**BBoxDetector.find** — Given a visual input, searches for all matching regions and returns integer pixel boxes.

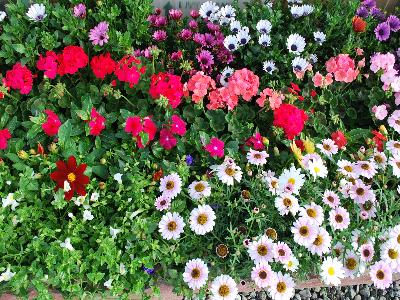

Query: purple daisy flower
[356,6,369,18]
[179,29,192,40]
[153,30,167,42]
[169,9,183,20]
[197,50,214,69]
[89,21,109,46]
[188,20,198,29]
[362,0,376,9]
[375,22,391,41]
[73,3,86,18]
[387,15,400,32]
[370,7,385,21]
[154,16,167,27]
[193,33,206,46]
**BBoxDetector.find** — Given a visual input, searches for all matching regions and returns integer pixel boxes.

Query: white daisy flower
[309,227,332,256]
[313,31,326,45]
[263,60,276,74]
[290,5,304,18]
[380,240,400,270]
[26,3,47,22]
[183,258,209,290]
[275,194,299,216]
[256,19,272,34]
[83,209,94,221]
[291,56,308,72]
[0,267,15,282]
[258,34,271,47]
[269,272,295,300]
[220,66,234,86]
[371,150,387,169]
[291,217,318,247]
[247,149,269,166]
[302,4,314,15]
[317,139,338,157]
[236,28,251,45]
[230,20,241,34]
[299,202,324,225]
[386,140,400,156]
[307,158,328,179]
[223,35,239,51]
[354,160,377,179]
[388,110,400,133]
[266,176,279,195]
[344,251,364,278]
[309,53,318,64]
[337,159,357,178]
[287,33,306,54]
[199,1,219,20]
[188,181,212,200]
[159,173,182,200]
[219,5,235,20]
[110,227,121,239]
[248,236,275,263]
[211,157,242,186]
[2,193,19,211]
[158,212,185,240]
[283,256,299,272]
[60,238,74,251]
[189,204,216,235]
[278,165,305,195]
[320,257,345,286]
[210,275,238,300]
[0,11,6,22]
[113,173,123,184]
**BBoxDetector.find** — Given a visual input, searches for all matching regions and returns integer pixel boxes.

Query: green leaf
[12,44,25,54]
[58,120,72,149]
[92,165,109,179]
[206,110,226,132]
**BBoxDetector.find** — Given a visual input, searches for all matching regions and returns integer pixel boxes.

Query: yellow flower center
[166,180,175,190]
[191,268,200,279]
[388,249,398,259]
[346,258,357,270]
[314,166,320,173]
[67,172,76,182]
[167,221,177,231]
[299,226,309,237]
[307,208,317,218]
[259,270,267,280]
[328,267,335,276]
[288,178,296,185]
[197,213,208,225]
[218,284,230,297]
[283,197,292,207]
[376,270,385,280]
[194,183,205,192]
[225,167,235,176]
[277,281,287,293]
[313,235,323,246]
[257,245,268,256]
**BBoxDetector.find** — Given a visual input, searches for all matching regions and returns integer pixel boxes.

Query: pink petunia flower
[159,128,177,150]
[170,115,187,136]
[205,137,224,158]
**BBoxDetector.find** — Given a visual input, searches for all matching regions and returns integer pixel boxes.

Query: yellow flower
[379,125,387,135]
[291,141,304,167]
[303,138,315,154]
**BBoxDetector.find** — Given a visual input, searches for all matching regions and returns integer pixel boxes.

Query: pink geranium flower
[205,137,224,158]
[0,128,11,150]
[256,88,284,109]
[187,72,216,103]
[325,54,359,83]
[208,86,238,110]
[42,110,61,136]
[170,115,187,136]
[89,108,106,136]
[159,128,177,150]
[228,69,259,101]
[312,72,333,88]
[372,105,388,120]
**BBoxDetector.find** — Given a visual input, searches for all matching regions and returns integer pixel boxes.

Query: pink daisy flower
[251,262,274,288]
[388,110,400,134]
[337,159,357,178]
[386,140,400,156]
[354,160,377,179]
[273,242,292,263]
[154,195,171,211]
[159,173,182,199]
[317,138,338,157]
[89,21,109,46]
[349,180,375,204]
[359,242,375,262]
[370,260,393,289]
[309,227,332,256]
[248,236,275,263]
[182,258,209,290]
[299,202,324,225]
[291,217,318,247]
[329,206,350,231]
[322,190,340,208]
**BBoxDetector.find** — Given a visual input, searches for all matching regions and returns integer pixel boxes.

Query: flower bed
[0,1,399,300]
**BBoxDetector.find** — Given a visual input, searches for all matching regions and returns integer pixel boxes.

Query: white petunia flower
[83,209,94,221]
[113,173,123,184]
[60,238,74,251]
[119,263,127,275]
[63,180,71,192]
[26,4,47,22]
[90,192,99,202]
[0,267,15,282]
[104,279,113,289]
[2,193,19,211]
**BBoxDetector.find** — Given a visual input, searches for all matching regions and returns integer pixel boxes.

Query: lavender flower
[142,266,155,275]
[169,9,183,20]
[387,15,400,32]
[370,7,385,21]
[185,155,194,166]
[375,22,391,41]
[356,6,369,18]
[89,21,109,46]
[188,20,198,29]
[152,30,167,42]
[362,0,376,9]
[197,50,214,69]
[73,3,86,18]
[179,29,192,41]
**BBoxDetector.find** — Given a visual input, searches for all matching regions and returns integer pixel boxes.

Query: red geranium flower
[57,45,88,76]
[90,53,116,79]
[124,116,157,148]
[149,72,184,108]
[89,108,106,136]
[273,104,308,140]
[37,51,58,79]
[42,110,62,136]
[372,130,387,152]
[331,130,347,149]
[3,63,33,95]
[0,128,11,150]
[50,156,90,200]
[114,55,143,88]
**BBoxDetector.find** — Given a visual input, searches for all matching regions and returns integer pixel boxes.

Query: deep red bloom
[273,104,308,140]
[114,55,142,88]
[288,83,301,94]
[149,72,184,108]
[37,142,45,155]
[42,110,62,136]
[37,51,58,79]
[3,63,33,95]
[57,46,88,76]
[295,139,305,151]
[125,116,143,136]
[246,132,265,150]
[372,130,387,152]
[90,53,116,79]
[352,16,367,33]
[124,116,157,148]
[50,156,90,200]
[159,128,177,150]
[310,90,317,97]
[170,115,187,136]
[89,108,106,136]
[153,169,163,181]
[205,137,224,158]
[0,129,11,150]
[331,130,347,149]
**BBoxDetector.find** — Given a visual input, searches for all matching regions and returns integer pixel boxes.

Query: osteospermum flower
[317,139,338,157]
[251,262,274,288]
[154,195,171,211]
[313,31,326,45]
[220,67,234,86]
[329,206,350,231]
[248,236,275,263]
[50,156,90,200]
[159,173,182,200]
[291,56,308,72]
[287,33,306,54]
[89,21,109,46]
[182,258,209,290]
[188,181,212,200]
[219,5,235,20]
[256,20,272,34]
[236,28,251,45]
[247,149,269,166]
[158,212,185,240]
[322,190,340,208]
[320,257,345,286]
[189,204,216,235]
[263,60,276,74]
[274,242,292,263]
[291,217,318,247]
[309,227,332,256]
[199,1,219,19]
[26,3,46,22]
[299,202,324,225]
[275,194,299,216]
[210,275,238,300]
[223,35,239,51]
[197,50,214,69]
[258,34,271,47]
[230,20,241,33]
[211,157,242,186]
[370,260,393,289]
[269,272,295,300]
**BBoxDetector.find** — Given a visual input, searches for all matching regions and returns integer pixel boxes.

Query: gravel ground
[239,281,400,300]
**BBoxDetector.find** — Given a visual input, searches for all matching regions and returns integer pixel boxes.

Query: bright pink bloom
[42,110,61,136]
[256,88,284,109]
[57,46,88,76]
[125,116,143,137]
[325,54,359,83]
[205,137,224,158]
[3,63,33,95]
[228,68,259,101]
[187,71,216,103]
[89,108,105,136]
[149,72,184,108]
[37,51,58,79]
[0,129,11,150]
[246,132,265,150]
[159,128,177,150]
[114,55,144,88]
[124,116,157,148]
[170,115,187,136]
[208,86,238,110]
[331,130,347,149]
[312,72,333,88]
[273,104,308,140]
[90,53,116,79]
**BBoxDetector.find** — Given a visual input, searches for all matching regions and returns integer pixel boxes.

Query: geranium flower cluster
[370,52,400,94]
[149,72,184,108]
[325,54,360,83]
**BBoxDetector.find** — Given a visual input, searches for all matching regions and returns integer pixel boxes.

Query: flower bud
[100,158,107,165]
[49,143,58,154]
[99,182,106,190]
[379,125,387,135]
[18,150,29,160]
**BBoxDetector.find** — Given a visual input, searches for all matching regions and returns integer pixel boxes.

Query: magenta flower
[188,20,198,29]
[89,21,109,46]
[190,9,200,19]
[154,16,167,27]
[169,9,183,20]
[387,15,400,32]
[197,50,214,69]
[180,29,192,40]
[205,137,224,158]
[153,30,167,42]
[73,3,86,18]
